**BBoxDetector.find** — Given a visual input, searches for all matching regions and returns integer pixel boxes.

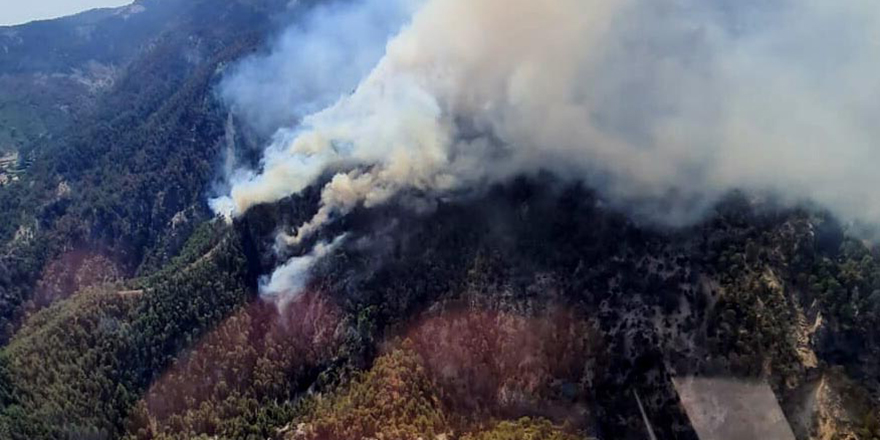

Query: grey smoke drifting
[213,0,880,244]
[218,0,416,136]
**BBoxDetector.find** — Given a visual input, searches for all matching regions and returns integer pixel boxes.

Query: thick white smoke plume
[213,0,880,244]
[260,235,346,306]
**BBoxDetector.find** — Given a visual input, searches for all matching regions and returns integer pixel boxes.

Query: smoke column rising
[213,0,880,244]
[260,235,346,305]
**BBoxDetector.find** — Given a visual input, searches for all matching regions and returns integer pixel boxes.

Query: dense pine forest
[0,0,878,439]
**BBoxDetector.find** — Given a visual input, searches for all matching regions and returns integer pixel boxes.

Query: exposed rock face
[786,372,871,440]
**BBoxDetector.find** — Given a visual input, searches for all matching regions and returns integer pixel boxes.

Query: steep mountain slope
[0,222,253,439]
[4,178,879,439]
[0,0,190,151]
[0,1,878,440]
[0,0,289,342]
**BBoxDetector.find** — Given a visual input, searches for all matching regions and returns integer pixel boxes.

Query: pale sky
[0,0,133,26]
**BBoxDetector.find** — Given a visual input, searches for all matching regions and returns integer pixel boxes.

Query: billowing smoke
[260,235,346,306]
[213,0,880,248]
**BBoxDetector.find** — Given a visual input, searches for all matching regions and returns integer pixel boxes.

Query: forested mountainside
[0,1,878,440]
[0,0,213,152]
[0,0,291,341]
[2,178,880,439]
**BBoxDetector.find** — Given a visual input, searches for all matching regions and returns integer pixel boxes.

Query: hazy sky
[0,0,132,26]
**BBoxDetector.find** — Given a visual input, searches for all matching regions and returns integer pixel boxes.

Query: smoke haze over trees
[216,0,880,234]
[0,0,879,439]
